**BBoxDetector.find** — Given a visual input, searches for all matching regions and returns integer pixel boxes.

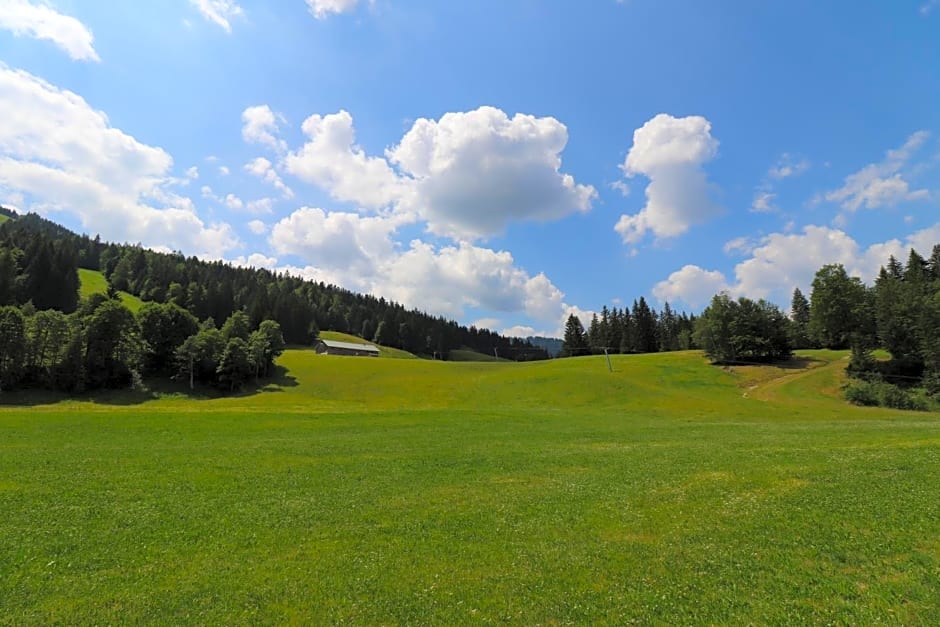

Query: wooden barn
[315,339,381,357]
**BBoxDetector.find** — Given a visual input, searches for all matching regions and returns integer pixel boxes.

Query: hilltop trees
[808,264,868,349]
[693,294,791,364]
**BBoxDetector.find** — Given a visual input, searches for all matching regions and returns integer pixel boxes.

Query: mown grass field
[1,350,939,624]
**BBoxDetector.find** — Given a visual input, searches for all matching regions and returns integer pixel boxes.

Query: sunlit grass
[1,350,938,623]
[78,268,145,314]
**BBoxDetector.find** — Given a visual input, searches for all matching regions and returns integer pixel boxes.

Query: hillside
[78,268,145,314]
[318,330,417,359]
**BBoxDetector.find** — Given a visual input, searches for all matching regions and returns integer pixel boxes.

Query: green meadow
[2,349,939,624]
[77,268,145,314]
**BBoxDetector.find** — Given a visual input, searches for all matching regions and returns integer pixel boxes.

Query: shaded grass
[448,348,509,362]
[1,350,939,623]
[78,268,145,313]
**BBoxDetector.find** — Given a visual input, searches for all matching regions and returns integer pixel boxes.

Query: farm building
[315,339,381,357]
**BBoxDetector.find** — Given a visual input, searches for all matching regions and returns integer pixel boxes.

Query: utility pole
[604,348,612,373]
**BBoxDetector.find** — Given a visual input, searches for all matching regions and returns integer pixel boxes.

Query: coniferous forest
[0,208,550,394]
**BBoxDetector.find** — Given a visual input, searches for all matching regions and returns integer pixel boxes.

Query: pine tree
[789,287,812,349]
[561,314,588,357]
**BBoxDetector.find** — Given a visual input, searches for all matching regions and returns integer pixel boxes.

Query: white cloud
[306,0,362,19]
[389,106,596,240]
[223,193,243,210]
[0,65,238,258]
[750,191,776,213]
[218,165,230,176]
[284,110,404,209]
[241,105,287,153]
[824,131,931,215]
[615,113,720,244]
[244,157,293,198]
[0,0,99,61]
[247,219,267,235]
[186,166,199,180]
[723,236,755,256]
[653,265,731,308]
[270,206,578,326]
[246,197,274,214]
[610,180,630,197]
[189,0,244,33]
[285,106,594,240]
[655,223,940,309]
[230,252,278,269]
[768,153,810,179]
[920,0,940,15]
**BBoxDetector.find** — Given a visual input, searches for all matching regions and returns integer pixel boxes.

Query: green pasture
[78,268,145,314]
[1,350,939,624]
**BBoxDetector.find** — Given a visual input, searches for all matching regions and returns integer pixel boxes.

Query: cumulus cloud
[654,222,940,309]
[0,65,238,258]
[247,219,267,234]
[244,157,293,198]
[269,206,578,327]
[389,106,596,240]
[824,131,931,216]
[190,0,244,33]
[283,110,402,209]
[230,252,278,269]
[653,265,731,308]
[284,106,594,240]
[241,105,287,152]
[0,0,99,61]
[306,0,363,19]
[615,113,721,244]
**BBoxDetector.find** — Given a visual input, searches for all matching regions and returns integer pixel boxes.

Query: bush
[845,380,932,411]
[844,381,879,406]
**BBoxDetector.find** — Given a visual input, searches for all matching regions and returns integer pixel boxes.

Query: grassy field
[1,350,939,623]
[78,268,145,314]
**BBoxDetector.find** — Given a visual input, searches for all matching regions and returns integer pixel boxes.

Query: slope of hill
[78,268,145,314]
[318,330,417,359]
[447,348,508,362]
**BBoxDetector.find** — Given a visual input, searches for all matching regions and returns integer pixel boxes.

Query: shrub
[844,380,932,411]
[844,381,879,406]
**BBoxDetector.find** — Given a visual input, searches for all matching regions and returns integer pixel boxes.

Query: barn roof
[319,339,381,353]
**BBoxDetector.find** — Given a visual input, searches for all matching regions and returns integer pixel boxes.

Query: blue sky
[1,0,938,337]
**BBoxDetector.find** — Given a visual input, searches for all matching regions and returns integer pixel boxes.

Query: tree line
[693,244,940,409]
[0,297,286,394]
[561,298,698,356]
[0,210,548,363]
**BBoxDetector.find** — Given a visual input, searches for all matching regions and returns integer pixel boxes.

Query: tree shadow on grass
[0,365,299,408]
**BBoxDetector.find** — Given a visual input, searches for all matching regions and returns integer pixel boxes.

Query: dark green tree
[787,287,812,349]
[217,337,252,392]
[808,264,867,349]
[0,306,26,391]
[561,314,588,357]
[138,302,199,375]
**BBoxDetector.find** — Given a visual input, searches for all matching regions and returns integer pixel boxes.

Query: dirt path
[744,356,847,403]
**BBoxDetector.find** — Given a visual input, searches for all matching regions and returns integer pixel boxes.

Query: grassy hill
[447,347,508,362]
[0,213,10,225]
[78,268,145,313]
[318,330,418,359]
[1,350,939,623]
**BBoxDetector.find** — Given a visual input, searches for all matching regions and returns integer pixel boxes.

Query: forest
[0,208,554,393]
